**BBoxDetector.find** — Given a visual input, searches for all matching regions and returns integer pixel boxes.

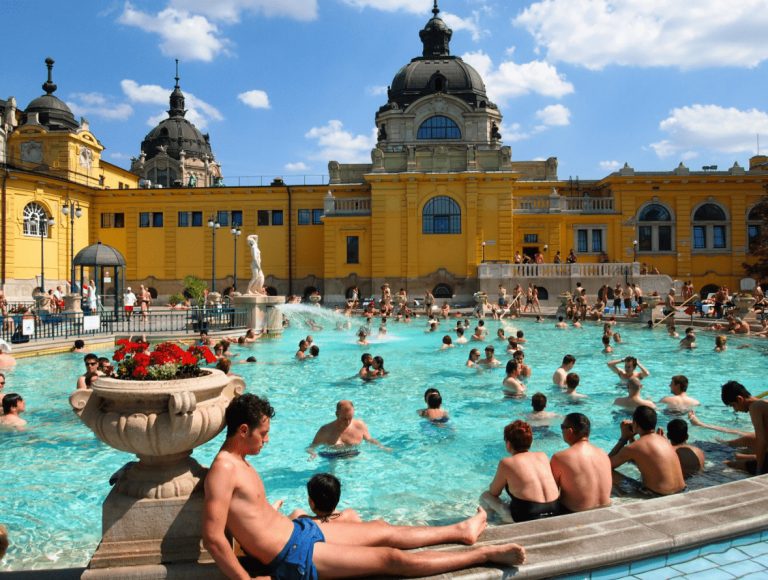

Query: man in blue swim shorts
[203,394,526,579]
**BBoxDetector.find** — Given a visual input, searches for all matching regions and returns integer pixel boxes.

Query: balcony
[513,192,615,214]
[323,194,371,216]
[478,262,640,279]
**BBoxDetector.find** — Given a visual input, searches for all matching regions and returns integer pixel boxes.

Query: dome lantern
[420,1,452,58]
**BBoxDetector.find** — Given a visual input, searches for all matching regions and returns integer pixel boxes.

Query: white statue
[246,234,265,295]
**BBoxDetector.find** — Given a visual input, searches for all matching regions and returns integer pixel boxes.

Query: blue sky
[4,0,768,182]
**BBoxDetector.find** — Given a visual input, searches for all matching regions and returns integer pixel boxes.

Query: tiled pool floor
[555,529,768,580]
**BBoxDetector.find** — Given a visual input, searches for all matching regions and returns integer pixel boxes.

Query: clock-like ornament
[21,141,43,163]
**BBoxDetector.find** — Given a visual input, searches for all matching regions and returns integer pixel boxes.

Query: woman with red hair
[481,420,560,522]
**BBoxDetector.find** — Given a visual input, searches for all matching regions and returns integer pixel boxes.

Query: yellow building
[1,13,765,305]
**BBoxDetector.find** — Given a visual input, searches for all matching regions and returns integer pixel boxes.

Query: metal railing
[0,307,250,344]
[478,262,640,279]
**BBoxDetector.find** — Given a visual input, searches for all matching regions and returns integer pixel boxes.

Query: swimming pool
[1,314,765,571]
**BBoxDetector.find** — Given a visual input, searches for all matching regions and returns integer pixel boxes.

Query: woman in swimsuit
[482,420,560,523]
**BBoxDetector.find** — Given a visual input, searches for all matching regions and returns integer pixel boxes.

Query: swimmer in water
[525,392,558,426]
[288,473,362,523]
[502,360,526,397]
[359,353,372,378]
[307,400,389,459]
[441,335,455,349]
[466,348,481,367]
[418,391,449,423]
[607,356,649,382]
[512,350,531,378]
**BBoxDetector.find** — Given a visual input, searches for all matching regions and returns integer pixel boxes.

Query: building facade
[1,9,765,304]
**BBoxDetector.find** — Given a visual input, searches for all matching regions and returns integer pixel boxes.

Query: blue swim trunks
[268,517,325,580]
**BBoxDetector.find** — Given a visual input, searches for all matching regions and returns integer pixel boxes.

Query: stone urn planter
[734,294,756,317]
[69,369,244,577]
[556,292,571,318]
[640,294,662,324]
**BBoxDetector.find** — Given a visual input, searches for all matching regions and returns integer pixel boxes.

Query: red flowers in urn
[112,339,217,380]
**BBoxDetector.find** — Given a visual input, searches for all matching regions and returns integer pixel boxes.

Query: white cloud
[119,3,228,62]
[366,85,388,97]
[535,104,571,126]
[305,120,376,163]
[121,79,223,130]
[441,11,486,42]
[500,122,531,142]
[650,104,768,158]
[169,0,318,22]
[514,0,768,70]
[340,0,425,14]
[599,160,621,172]
[284,161,309,172]
[238,90,270,109]
[67,92,133,121]
[462,51,574,104]
[109,152,133,161]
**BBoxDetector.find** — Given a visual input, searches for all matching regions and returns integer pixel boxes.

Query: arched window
[417,116,461,140]
[422,196,461,234]
[23,202,51,237]
[637,203,673,252]
[747,202,767,250]
[433,283,453,299]
[692,202,728,250]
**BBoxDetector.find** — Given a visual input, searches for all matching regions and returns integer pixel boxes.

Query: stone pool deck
[413,474,768,579]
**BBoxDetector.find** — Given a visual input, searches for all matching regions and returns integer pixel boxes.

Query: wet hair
[558,316,564,322]
[624,356,638,369]
[602,334,611,346]
[238,336,246,345]
[225,394,275,438]
[513,350,524,360]
[216,357,231,374]
[516,331,524,339]
[505,360,519,375]
[298,340,307,349]
[478,320,485,327]
[671,375,688,392]
[360,352,372,364]
[468,348,480,360]
[563,412,591,438]
[309,345,320,357]
[715,335,727,348]
[508,340,518,350]
[442,335,452,345]
[562,354,576,366]
[485,345,495,353]
[246,356,257,363]
[2,393,22,414]
[456,327,465,336]
[84,353,98,364]
[424,387,440,403]
[667,419,688,445]
[504,420,533,452]
[632,405,657,431]
[373,355,385,370]
[627,377,642,394]
[73,339,85,349]
[721,381,751,405]
[531,392,547,412]
[685,327,695,336]
[427,392,442,409]
[307,473,341,515]
[565,373,580,390]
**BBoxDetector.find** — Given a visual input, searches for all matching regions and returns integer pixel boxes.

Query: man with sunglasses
[76,353,103,390]
[550,413,612,513]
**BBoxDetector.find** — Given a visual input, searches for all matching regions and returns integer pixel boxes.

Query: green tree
[183,275,207,307]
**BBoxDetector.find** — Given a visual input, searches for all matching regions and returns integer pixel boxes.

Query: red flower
[132,365,147,379]
[113,350,125,362]
[181,351,197,366]
[133,353,150,367]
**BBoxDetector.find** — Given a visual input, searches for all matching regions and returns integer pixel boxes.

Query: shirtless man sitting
[613,378,656,411]
[550,413,612,513]
[76,353,103,390]
[609,405,686,496]
[659,375,700,412]
[202,394,525,580]
[607,356,650,382]
[666,419,705,478]
[720,381,768,475]
[307,400,388,459]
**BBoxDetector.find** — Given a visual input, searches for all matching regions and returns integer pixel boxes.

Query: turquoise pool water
[1,314,766,571]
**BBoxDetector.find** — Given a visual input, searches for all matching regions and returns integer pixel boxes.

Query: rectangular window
[658,226,672,251]
[257,210,270,226]
[178,212,190,227]
[693,225,706,249]
[523,233,538,244]
[312,209,324,225]
[139,212,151,228]
[638,226,653,252]
[713,225,726,249]
[217,210,229,227]
[576,229,588,253]
[152,212,164,227]
[231,210,243,227]
[346,236,359,264]
[272,210,284,226]
[191,211,202,227]
[298,209,311,225]
[591,229,603,253]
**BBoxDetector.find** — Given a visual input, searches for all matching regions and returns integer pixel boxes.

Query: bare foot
[487,543,526,566]
[458,506,488,545]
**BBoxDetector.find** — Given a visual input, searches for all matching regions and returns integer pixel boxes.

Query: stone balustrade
[478,262,640,279]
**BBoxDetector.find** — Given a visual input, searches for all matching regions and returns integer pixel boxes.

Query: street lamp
[208,217,220,292]
[481,241,486,263]
[632,239,638,263]
[231,226,241,291]
[36,214,55,293]
[61,200,82,293]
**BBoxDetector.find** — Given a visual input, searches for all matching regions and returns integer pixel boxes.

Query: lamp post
[62,200,82,293]
[231,226,241,291]
[632,239,638,263]
[481,241,486,263]
[208,217,220,292]
[37,214,55,293]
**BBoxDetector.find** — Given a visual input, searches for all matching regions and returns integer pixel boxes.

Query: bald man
[307,400,388,459]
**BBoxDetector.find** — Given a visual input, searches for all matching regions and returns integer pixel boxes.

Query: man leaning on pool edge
[202,393,525,580]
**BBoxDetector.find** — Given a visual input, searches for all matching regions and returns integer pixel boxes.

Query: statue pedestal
[63,293,83,313]
[232,294,286,337]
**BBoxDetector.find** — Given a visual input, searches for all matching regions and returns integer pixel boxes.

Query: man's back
[625,433,685,494]
[551,441,611,512]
